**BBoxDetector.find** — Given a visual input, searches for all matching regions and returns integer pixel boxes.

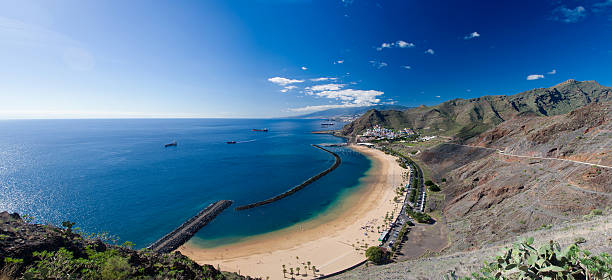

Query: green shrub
[407,210,432,223]
[100,255,131,280]
[464,238,612,279]
[425,180,435,186]
[22,247,133,280]
[429,184,441,192]
[365,247,389,265]
[4,257,23,264]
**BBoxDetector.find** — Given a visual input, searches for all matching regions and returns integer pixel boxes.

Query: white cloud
[527,74,545,80]
[377,40,415,50]
[401,65,411,70]
[310,77,337,82]
[289,104,362,112]
[425,49,435,55]
[551,6,587,23]
[334,60,344,64]
[301,66,308,70]
[290,88,384,112]
[396,40,415,48]
[548,69,557,74]
[435,95,441,98]
[308,84,345,92]
[267,77,304,86]
[376,42,392,51]
[369,60,388,69]
[464,32,480,40]
[280,85,298,93]
[466,89,472,92]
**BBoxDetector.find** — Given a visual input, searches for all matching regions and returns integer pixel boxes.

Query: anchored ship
[252,128,268,132]
[164,141,177,147]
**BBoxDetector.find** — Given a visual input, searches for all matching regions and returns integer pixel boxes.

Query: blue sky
[1,0,611,118]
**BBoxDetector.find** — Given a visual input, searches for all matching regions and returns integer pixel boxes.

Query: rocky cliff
[0,212,254,280]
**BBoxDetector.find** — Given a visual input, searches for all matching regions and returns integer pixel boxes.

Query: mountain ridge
[341,80,611,141]
[292,105,409,119]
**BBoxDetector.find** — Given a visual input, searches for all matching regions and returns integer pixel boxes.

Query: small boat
[252,128,268,132]
[226,141,237,144]
[164,141,177,147]
[321,123,335,126]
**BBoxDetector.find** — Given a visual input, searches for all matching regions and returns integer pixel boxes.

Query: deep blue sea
[0,119,370,248]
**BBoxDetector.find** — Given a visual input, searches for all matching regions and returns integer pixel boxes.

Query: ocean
[0,119,371,248]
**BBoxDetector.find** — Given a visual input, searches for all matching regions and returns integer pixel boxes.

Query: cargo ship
[164,141,177,147]
[252,128,268,132]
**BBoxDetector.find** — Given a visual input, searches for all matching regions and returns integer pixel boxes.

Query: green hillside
[341,80,611,141]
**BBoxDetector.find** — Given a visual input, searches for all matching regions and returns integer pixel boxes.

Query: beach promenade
[178,145,405,279]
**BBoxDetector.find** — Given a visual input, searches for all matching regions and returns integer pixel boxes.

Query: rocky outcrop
[0,212,254,279]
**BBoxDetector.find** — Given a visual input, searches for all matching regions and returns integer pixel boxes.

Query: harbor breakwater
[148,200,233,253]
[235,144,342,211]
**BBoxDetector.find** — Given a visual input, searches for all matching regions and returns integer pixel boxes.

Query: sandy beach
[178,145,406,279]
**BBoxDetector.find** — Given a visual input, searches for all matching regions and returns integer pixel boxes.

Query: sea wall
[235,144,342,211]
[148,200,233,253]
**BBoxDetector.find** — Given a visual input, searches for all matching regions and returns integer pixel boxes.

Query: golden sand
[178,145,405,279]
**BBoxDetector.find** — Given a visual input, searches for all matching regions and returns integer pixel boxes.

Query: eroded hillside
[418,102,611,251]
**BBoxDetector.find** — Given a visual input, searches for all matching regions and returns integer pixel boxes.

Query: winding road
[443,143,612,169]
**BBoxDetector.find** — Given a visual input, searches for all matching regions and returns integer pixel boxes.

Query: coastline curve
[235,144,342,211]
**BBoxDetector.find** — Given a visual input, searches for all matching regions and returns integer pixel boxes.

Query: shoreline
[178,145,405,279]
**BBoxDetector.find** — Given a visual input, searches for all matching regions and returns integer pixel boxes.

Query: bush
[365,247,389,265]
[21,246,133,280]
[407,210,432,223]
[424,180,435,186]
[100,255,131,280]
[453,238,612,279]
[429,184,441,192]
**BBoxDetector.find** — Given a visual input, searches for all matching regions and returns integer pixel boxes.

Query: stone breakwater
[148,200,233,253]
[235,144,342,211]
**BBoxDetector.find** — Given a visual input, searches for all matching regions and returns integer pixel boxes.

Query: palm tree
[312,265,317,276]
[290,268,294,276]
[282,268,287,278]
[307,261,311,270]
[296,267,300,276]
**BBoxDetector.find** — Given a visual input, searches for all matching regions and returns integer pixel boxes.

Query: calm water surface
[0,119,370,248]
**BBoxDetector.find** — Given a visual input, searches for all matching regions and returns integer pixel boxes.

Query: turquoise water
[0,119,370,248]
